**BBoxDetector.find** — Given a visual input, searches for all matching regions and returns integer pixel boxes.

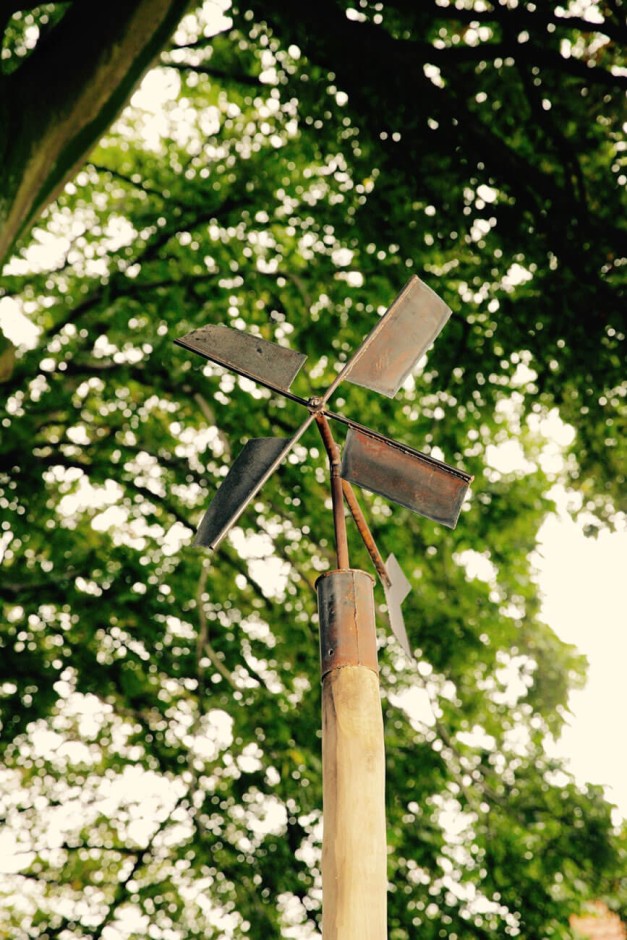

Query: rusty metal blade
[340,426,471,528]
[342,275,451,399]
[383,554,413,659]
[194,437,291,549]
[175,324,307,392]
[194,412,317,550]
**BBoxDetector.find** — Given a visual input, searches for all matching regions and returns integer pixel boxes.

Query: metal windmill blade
[340,426,471,529]
[384,554,413,659]
[175,323,307,393]
[194,437,293,550]
[336,275,452,399]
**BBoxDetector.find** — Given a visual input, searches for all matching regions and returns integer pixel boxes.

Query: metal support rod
[315,413,350,571]
[341,480,392,589]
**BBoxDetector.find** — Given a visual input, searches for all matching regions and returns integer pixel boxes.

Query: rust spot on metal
[341,426,472,528]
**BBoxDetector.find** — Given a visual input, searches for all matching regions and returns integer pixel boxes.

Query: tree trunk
[0,0,190,265]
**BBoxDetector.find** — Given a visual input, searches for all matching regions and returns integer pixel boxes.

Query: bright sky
[538,506,627,819]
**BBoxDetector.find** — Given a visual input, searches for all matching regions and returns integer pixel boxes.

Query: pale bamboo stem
[322,665,388,939]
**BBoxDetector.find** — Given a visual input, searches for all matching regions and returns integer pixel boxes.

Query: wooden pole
[317,569,387,939]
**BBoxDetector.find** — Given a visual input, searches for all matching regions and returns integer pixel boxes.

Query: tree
[241,0,627,526]
[0,0,190,263]
[0,2,625,937]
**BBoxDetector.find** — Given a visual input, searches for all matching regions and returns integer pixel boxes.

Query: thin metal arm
[341,481,391,588]
[315,413,350,571]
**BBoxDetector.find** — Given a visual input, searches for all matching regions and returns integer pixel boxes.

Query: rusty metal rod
[341,480,392,589]
[315,413,350,571]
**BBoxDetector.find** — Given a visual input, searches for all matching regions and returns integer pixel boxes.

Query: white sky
[538,508,627,818]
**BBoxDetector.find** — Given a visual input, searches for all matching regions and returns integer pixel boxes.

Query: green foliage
[0,1,625,937]
[0,4,66,76]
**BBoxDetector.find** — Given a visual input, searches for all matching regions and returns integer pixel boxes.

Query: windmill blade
[341,275,451,399]
[194,437,292,550]
[340,426,472,528]
[194,412,317,550]
[383,554,413,659]
[175,323,307,393]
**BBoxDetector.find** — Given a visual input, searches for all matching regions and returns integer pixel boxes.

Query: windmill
[175,275,472,938]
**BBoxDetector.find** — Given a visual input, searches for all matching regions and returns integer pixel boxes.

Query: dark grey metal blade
[343,276,451,399]
[340,426,471,528]
[194,437,291,549]
[383,554,413,659]
[175,324,307,392]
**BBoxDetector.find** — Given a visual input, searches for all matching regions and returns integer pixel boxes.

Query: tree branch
[196,562,239,691]
[161,59,263,87]
[0,0,190,264]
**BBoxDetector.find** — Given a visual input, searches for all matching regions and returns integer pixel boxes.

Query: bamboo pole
[317,569,387,939]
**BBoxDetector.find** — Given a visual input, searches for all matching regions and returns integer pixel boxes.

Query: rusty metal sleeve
[316,568,378,677]
[315,413,350,571]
